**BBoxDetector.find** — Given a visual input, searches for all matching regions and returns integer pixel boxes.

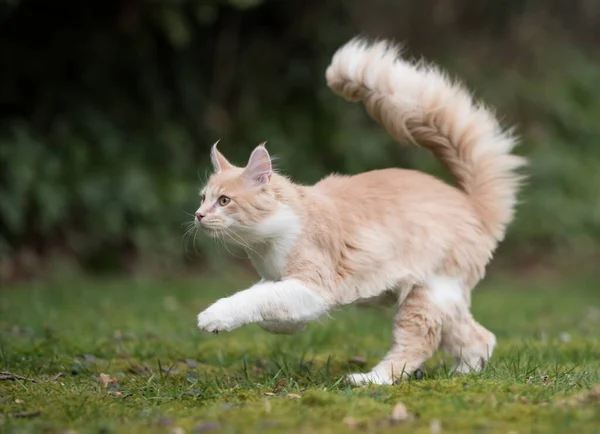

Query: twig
[0,371,63,383]
[0,372,27,381]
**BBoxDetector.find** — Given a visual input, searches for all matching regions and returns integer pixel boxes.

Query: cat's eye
[200,194,205,203]
[218,195,231,206]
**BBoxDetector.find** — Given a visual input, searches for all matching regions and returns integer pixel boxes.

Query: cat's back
[314,167,466,206]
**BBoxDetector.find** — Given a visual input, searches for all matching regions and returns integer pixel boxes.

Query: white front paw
[197,299,243,333]
[346,370,394,386]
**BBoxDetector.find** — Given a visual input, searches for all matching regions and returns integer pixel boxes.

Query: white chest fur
[245,205,302,281]
[247,242,287,281]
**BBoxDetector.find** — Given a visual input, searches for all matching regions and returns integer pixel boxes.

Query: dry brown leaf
[263,392,275,396]
[272,378,287,394]
[100,373,110,388]
[99,373,118,388]
[287,393,301,399]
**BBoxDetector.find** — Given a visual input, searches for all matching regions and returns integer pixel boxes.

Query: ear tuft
[210,140,234,173]
[242,144,272,185]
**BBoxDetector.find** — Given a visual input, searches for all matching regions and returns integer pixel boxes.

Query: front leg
[197,279,329,334]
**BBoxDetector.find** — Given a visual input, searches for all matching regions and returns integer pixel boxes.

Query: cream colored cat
[194,37,525,385]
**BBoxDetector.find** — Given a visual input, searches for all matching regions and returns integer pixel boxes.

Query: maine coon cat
[194,37,525,385]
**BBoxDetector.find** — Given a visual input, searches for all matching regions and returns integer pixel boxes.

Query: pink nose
[195,212,204,221]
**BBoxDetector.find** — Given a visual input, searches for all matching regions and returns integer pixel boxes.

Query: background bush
[1,0,599,281]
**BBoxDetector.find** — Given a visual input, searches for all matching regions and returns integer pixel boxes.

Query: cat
[194,37,525,385]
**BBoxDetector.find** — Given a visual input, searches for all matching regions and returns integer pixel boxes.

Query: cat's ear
[242,142,272,185]
[210,140,233,173]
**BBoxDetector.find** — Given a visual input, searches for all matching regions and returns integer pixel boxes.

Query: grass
[1,270,600,433]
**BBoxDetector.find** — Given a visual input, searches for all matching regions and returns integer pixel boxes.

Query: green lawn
[1,271,599,433]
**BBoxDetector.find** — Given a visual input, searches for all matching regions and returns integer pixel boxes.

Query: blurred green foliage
[1,0,599,279]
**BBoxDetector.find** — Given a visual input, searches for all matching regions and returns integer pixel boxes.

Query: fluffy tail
[326,38,526,243]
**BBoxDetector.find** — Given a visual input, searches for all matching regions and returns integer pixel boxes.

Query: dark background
[2,0,599,283]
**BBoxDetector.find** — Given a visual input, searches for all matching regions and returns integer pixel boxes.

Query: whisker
[181,209,196,219]
[218,230,244,258]
[192,228,200,256]
[182,225,198,259]
[223,228,262,258]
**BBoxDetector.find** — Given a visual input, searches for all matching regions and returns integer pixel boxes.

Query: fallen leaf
[264,392,276,396]
[170,427,185,434]
[100,373,111,388]
[272,378,287,394]
[287,393,301,399]
[15,399,23,404]
[430,419,442,433]
[391,402,409,422]
[99,373,118,388]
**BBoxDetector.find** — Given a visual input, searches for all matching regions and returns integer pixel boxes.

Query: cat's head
[194,142,284,243]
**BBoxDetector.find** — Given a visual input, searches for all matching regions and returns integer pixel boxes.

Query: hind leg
[346,284,443,385]
[440,313,496,373]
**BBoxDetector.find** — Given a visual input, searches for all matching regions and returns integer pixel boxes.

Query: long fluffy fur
[194,37,527,385]
[325,38,526,243]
